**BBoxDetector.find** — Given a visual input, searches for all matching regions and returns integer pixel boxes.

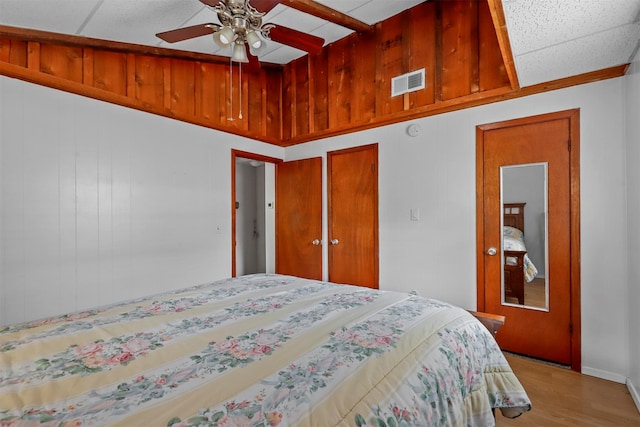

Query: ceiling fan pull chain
[238,61,243,120]
[228,54,234,121]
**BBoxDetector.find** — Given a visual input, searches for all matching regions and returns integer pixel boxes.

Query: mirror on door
[500,163,548,311]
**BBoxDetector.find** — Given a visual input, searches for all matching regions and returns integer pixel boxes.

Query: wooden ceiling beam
[486,0,520,90]
[280,0,373,33]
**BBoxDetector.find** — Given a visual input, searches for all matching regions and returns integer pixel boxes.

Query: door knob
[312,239,321,246]
[486,247,497,256]
[331,239,339,245]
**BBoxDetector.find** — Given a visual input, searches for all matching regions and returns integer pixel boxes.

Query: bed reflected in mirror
[500,163,548,311]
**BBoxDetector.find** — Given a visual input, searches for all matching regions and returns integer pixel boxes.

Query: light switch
[410,208,421,221]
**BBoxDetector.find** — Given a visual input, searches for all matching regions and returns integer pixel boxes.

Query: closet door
[275,157,322,280]
[328,144,378,288]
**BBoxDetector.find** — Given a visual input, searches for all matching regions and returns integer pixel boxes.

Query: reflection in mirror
[501,163,548,311]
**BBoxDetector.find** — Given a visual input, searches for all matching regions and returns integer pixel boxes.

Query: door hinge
[371,163,376,173]
[569,323,573,334]
[567,139,571,152]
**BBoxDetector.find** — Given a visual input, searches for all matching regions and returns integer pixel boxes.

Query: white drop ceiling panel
[504,0,639,51]
[82,0,206,46]
[515,22,640,86]
[503,0,640,87]
[0,0,103,34]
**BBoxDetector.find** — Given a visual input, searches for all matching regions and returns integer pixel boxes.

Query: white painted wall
[0,73,636,388]
[286,78,630,382]
[264,162,276,274]
[624,48,640,408]
[0,76,284,324]
[503,164,546,277]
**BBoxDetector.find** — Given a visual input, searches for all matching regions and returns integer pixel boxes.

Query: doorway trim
[475,109,581,371]
[231,150,283,277]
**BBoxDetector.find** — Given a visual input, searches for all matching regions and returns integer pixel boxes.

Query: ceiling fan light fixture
[213,26,235,48]
[231,42,249,63]
[246,30,263,49]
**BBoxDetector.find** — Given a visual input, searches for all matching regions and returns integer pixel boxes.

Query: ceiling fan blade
[246,52,262,73]
[250,0,282,13]
[268,25,324,54]
[156,23,219,43]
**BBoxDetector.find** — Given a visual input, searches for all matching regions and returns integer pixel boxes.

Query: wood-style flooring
[504,278,546,308]
[496,353,640,426]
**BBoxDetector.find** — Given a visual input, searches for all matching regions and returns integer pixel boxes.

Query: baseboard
[628,378,640,413]
[582,366,628,384]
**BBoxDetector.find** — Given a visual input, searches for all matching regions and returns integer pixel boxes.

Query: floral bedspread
[0,274,530,426]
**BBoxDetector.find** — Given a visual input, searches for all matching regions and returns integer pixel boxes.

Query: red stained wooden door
[275,157,323,280]
[477,110,580,367]
[328,144,379,289]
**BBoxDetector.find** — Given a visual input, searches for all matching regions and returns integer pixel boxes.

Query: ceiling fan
[156,0,326,66]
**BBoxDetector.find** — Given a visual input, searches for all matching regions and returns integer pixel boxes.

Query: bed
[0,274,530,426]
[503,203,539,305]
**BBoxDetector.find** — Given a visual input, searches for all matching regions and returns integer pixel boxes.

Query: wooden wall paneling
[169,58,197,117]
[228,63,245,128]
[282,61,293,140]
[374,23,384,119]
[133,55,164,106]
[238,63,250,132]
[0,39,27,66]
[82,48,94,88]
[194,61,203,120]
[400,9,412,111]
[27,41,40,71]
[39,44,83,83]
[469,1,480,94]
[434,1,443,103]
[310,49,329,133]
[306,55,316,135]
[199,62,225,124]
[407,1,437,109]
[295,56,310,136]
[350,31,376,124]
[163,57,172,111]
[126,53,138,100]
[197,61,212,122]
[221,65,233,124]
[0,38,7,62]
[478,0,511,91]
[170,59,198,117]
[327,37,353,128]
[440,0,479,100]
[265,71,282,141]
[247,68,265,136]
[90,50,127,95]
[375,13,405,116]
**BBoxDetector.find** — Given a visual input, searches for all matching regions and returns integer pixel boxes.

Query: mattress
[0,274,530,426]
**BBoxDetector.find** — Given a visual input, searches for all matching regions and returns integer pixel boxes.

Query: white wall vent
[391,68,426,97]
